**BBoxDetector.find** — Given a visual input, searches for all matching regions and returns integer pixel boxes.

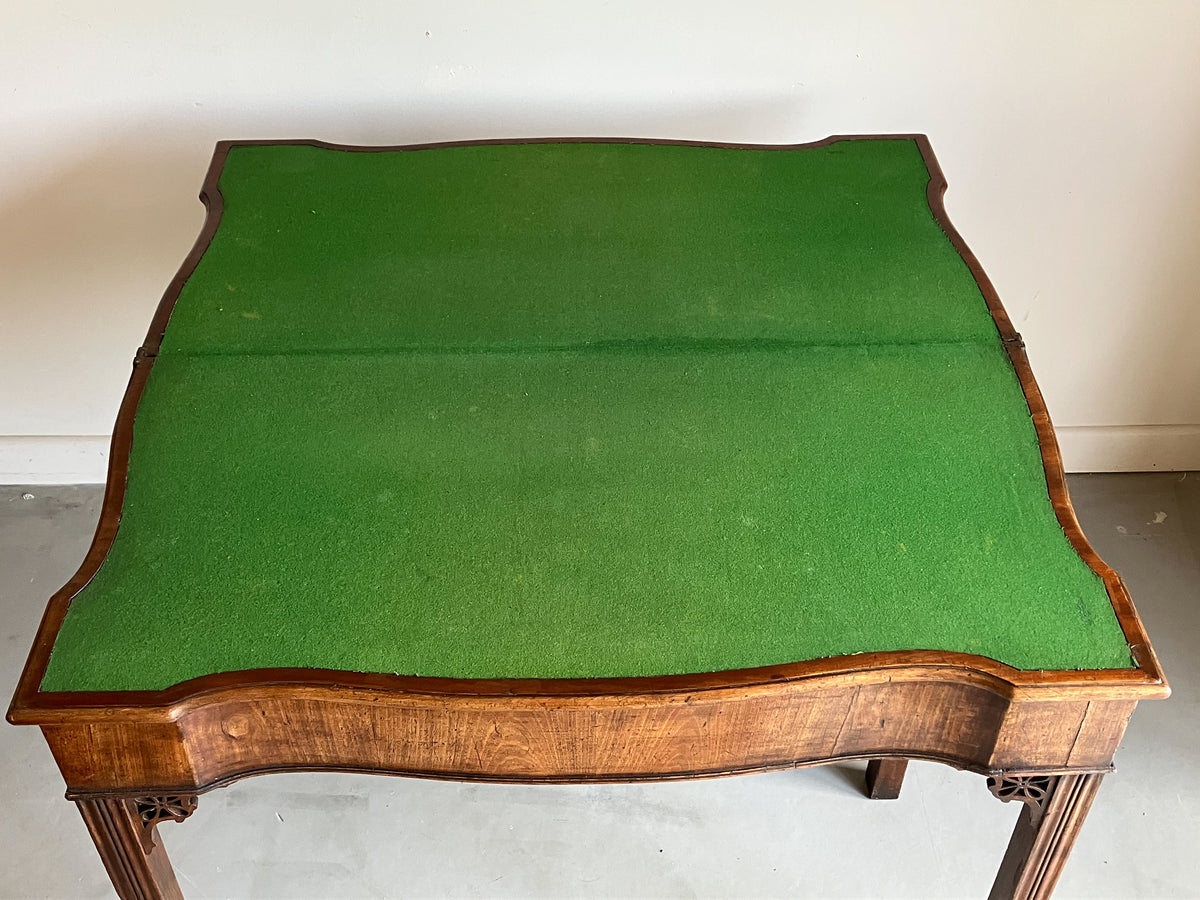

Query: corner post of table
[75,794,196,900]
[864,758,909,799]
[986,772,1104,900]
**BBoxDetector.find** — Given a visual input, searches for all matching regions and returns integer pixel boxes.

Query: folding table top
[40,137,1133,693]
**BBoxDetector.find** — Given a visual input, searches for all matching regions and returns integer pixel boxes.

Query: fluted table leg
[76,795,195,900]
[987,773,1104,900]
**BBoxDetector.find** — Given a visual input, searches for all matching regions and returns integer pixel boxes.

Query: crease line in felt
[153,335,1008,359]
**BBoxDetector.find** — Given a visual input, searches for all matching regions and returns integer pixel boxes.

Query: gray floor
[2,475,1196,899]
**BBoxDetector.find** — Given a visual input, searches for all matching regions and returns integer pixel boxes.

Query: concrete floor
[1,474,1196,899]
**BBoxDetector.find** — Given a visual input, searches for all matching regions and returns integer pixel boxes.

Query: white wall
[3,1,1199,481]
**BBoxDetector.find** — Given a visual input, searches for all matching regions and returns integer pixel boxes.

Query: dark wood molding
[6,142,228,721]
[8,648,1169,721]
[914,133,1165,687]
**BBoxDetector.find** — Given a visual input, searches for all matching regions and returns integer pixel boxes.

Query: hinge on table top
[133,345,158,366]
[1001,332,1025,349]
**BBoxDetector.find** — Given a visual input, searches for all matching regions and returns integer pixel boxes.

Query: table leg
[987,773,1103,900]
[865,758,908,799]
[76,795,195,900]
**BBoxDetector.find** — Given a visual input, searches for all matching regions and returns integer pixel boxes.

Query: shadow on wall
[0,139,209,332]
[0,91,814,321]
[0,134,218,435]
[1085,126,1200,465]
[0,96,810,436]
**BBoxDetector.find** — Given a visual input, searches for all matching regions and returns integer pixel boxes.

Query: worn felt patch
[41,140,1133,692]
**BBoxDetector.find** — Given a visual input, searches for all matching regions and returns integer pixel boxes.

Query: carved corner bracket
[987,774,1056,824]
[135,796,198,830]
[134,795,198,830]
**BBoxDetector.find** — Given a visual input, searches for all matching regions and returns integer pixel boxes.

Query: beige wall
[3,1,1199,481]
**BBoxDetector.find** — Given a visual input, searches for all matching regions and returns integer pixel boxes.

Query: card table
[8,135,1168,899]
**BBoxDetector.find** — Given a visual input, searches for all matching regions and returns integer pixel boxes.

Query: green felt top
[41,138,1133,693]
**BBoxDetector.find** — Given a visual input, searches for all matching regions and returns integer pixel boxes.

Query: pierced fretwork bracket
[134,795,198,831]
[987,774,1056,825]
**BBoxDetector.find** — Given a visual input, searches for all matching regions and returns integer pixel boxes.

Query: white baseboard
[1,427,1197,484]
[1053,425,1200,473]
[0,436,110,485]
